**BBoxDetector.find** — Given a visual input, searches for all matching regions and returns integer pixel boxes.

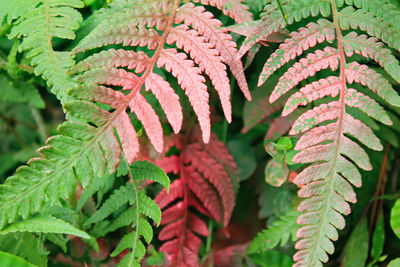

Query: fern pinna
[152,129,239,266]
[0,0,249,232]
[237,0,400,266]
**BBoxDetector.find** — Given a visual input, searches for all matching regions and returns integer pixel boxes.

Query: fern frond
[154,130,238,266]
[176,3,251,100]
[158,48,211,143]
[5,0,84,102]
[247,210,301,254]
[0,232,47,267]
[168,24,232,122]
[84,182,135,225]
[258,19,335,86]
[0,215,90,239]
[240,0,400,266]
[192,0,253,23]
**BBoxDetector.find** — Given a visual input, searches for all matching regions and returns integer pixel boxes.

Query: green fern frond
[5,0,84,102]
[247,210,301,254]
[0,215,90,239]
[0,232,47,267]
[85,182,136,226]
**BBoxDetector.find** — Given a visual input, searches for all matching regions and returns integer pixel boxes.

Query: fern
[247,210,301,254]
[237,0,400,266]
[79,160,169,266]
[0,0,251,230]
[153,129,239,266]
[2,0,83,102]
[0,232,47,266]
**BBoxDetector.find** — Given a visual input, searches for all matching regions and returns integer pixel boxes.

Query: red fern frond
[153,130,238,266]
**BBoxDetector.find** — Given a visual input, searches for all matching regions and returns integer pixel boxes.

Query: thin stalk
[121,153,140,267]
[276,0,289,25]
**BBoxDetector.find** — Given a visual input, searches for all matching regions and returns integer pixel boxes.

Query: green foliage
[0,0,400,266]
[0,215,90,239]
[247,210,301,254]
[0,251,36,267]
[343,218,369,267]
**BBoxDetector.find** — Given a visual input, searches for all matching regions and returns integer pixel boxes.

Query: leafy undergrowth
[0,0,400,266]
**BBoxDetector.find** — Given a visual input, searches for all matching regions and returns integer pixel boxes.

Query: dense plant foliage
[0,0,400,266]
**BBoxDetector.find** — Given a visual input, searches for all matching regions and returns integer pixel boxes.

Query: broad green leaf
[0,232,47,267]
[388,258,400,267]
[343,218,369,267]
[227,139,256,181]
[0,251,36,267]
[0,215,90,239]
[371,213,385,261]
[391,199,400,239]
[248,250,293,267]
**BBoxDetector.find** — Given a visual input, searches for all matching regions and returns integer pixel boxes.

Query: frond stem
[306,0,348,265]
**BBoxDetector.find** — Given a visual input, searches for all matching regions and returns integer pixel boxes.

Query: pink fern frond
[343,114,382,151]
[289,102,340,135]
[193,0,252,23]
[176,3,251,100]
[270,47,339,103]
[344,88,392,125]
[237,20,285,60]
[168,25,232,122]
[343,32,400,82]
[145,72,183,133]
[73,26,161,54]
[78,68,139,90]
[158,48,210,143]
[345,62,400,106]
[112,112,139,165]
[128,92,163,153]
[283,76,341,116]
[73,50,151,73]
[259,19,335,86]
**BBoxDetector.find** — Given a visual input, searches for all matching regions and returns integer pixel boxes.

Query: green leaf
[388,258,400,267]
[7,0,84,102]
[248,250,293,267]
[146,252,164,266]
[343,218,369,267]
[371,214,385,261]
[0,232,47,267]
[85,181,135,225]
[274,137,293,151]
[131,161,170,191]
[391,199,400,239]
[247,210,300,254]
[0,251,36,267]
[227,139,257,181]
[76,173,113,211]
[0,215,90,239]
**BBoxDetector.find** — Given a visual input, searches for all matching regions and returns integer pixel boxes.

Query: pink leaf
[146,72,183,133]
[129,92,163,153]
[158,48,210,143]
